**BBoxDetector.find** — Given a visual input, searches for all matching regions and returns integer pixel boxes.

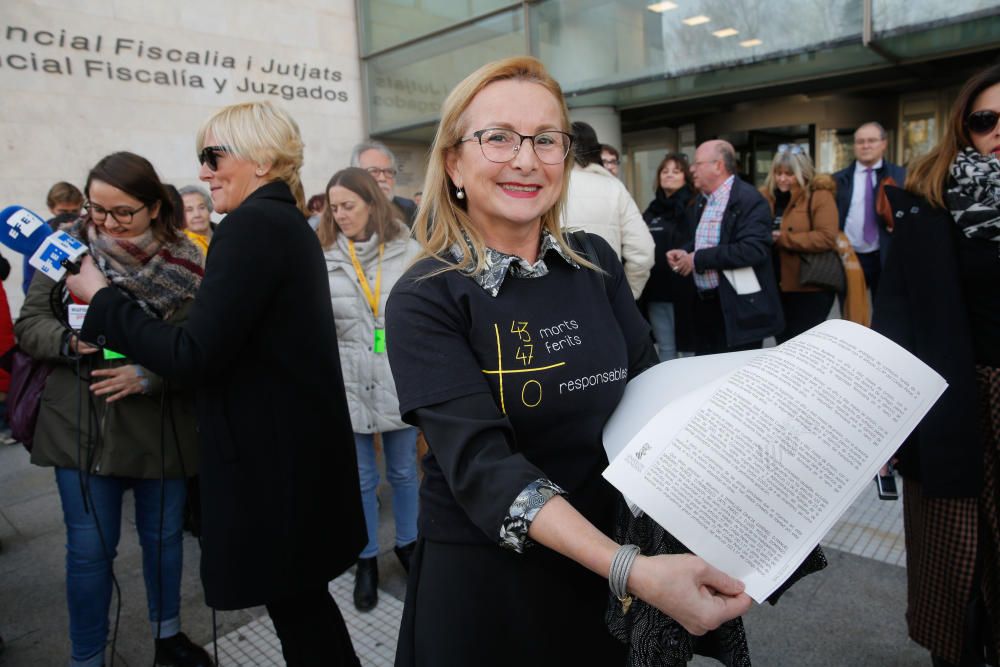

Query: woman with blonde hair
[760,146,839,343]
[318,167,421,612]
[67,100,366,666]
[874,64,1000,667]
[385,56,750,666]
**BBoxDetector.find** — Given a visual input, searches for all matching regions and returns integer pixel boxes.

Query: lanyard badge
[349,241,387,354]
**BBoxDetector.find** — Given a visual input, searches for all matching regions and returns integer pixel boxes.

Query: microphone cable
[164,379,219,666]
[47,277,128,667]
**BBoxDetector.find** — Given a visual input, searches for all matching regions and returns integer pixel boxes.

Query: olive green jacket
[15,274,199,479]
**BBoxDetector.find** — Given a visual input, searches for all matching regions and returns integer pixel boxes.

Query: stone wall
[1,0,364,313]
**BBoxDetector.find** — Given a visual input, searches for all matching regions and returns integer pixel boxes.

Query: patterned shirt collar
[450,229,579,297]
[705,174,736,205]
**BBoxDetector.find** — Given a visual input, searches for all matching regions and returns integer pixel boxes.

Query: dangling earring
[456,187,465,200]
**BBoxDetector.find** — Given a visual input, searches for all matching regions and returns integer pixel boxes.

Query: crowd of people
[0,55,996,667]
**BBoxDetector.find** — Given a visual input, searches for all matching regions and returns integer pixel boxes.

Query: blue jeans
[55,468,186,667]
[647,301,677,362]
[354,429,419,559]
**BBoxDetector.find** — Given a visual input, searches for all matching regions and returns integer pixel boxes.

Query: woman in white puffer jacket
[318,167,421,613]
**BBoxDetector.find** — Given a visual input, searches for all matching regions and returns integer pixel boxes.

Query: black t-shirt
[955,230,1000,366]
[386,234,656,544]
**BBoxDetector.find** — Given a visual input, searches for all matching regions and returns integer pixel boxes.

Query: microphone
[28,230,88,282]
[1,205,89,281]
[0,205,51,256]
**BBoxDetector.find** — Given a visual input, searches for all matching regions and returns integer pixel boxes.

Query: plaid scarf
[76,221,204,320]
[947,147,1000,250]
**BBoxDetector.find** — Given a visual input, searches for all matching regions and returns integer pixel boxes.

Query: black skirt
[395,538,626,666]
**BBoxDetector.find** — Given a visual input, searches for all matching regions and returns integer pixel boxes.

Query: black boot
[394,541,416,574]
[354,557,378,612]
[155,631,213,666]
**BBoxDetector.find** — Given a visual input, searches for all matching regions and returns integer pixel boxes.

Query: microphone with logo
[0,205,89,282]
[1,205,92,331]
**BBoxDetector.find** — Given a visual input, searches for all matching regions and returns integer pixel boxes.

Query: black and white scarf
[947,147,1000,247]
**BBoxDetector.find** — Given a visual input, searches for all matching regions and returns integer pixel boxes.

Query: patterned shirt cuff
[498,478,566,553]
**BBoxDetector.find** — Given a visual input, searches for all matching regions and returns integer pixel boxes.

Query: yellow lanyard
[348,241,384,318]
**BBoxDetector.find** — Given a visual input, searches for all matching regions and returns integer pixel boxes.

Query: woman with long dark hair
[874,64,1000,667]
[16,152,209,667]
[318,167,420,612]
[640,152,696,360]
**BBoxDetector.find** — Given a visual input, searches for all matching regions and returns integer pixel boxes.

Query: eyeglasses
[777,144,804,155]
[198,145,230,171]
[458,128,573,165]
[967,109,1000,136]
[365,167,398,179]
[84,201,147,224]
[602,158,620,167]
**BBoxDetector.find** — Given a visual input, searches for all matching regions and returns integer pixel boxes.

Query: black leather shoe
[155,632,213,666]
[354,557,378,611]
[394,541,416,574]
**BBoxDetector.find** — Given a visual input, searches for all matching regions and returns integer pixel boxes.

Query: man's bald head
[691,140,737,194]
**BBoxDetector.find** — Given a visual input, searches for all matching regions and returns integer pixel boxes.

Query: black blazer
[833,160,906,265]
[393,195,418,227]
[686,178,784,346]
[872,186,981,498]
[82,181,366,609]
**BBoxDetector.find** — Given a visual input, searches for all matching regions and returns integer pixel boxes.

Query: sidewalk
[1,440,929,666]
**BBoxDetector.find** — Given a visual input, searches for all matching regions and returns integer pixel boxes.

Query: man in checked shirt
[667,140,784,354]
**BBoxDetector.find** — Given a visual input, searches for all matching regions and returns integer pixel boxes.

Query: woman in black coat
[640,152,695,360]
[873,65,1000,667]
[67,101,366,667]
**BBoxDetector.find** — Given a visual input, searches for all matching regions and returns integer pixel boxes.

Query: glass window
[360,0,518,55]
[818,129,856,174]
[873,0,997,33]
[366,9,525,134]
[530,0,863,94]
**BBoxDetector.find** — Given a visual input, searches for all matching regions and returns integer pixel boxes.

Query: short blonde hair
[413,56,594,275]
[763,150,815,193]
[196,100,307,213]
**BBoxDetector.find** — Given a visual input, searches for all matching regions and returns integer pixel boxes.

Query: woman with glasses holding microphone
[874,65,1000,667]
[66,101,366,666]
[16,152,210,667]
[761,145,839,342]
[384,56,750,666]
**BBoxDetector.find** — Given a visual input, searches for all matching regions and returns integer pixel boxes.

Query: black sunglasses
[198,145,230,171]
[966,109,999,136]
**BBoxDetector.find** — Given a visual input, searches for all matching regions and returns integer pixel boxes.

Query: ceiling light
[740,38,763,47]
[712,28,739,38]
[682,15,711,26]
[647,1,678,11]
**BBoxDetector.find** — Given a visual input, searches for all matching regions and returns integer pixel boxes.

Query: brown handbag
[798,192,846,292]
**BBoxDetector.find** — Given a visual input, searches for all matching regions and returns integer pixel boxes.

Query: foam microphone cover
[0,206,51,256]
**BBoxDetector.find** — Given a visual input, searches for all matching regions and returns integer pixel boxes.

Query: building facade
[357,0,1000,200]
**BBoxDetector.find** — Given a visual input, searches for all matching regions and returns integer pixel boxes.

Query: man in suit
[351,141,418,226]
[667,140,783,354]
[833,122,906,298]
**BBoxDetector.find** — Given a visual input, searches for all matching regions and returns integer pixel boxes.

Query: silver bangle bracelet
[609,544,640,613]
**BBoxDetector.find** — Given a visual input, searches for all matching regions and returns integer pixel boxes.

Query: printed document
[603,319,946,602]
